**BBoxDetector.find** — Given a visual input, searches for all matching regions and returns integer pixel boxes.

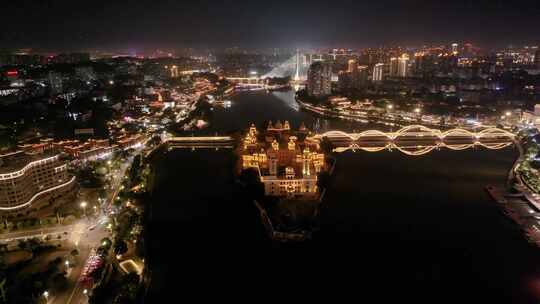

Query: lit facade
[54,138,113,161]
[397,54,409,77]
[389,57,399,77]
[372,63,385,82]
[521,104,540,128]
[0,151,75,213]
[452,43,459,55]
[241,122,325,198]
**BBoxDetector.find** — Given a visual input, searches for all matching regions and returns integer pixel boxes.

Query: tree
[100,237,112,250]
[17,240,28,250]
[113,273,140,304]
[63,215,77,225]
[27,238,41,251]
[319,137,334,154]
[50,273,68,291]
[114,240,128,255]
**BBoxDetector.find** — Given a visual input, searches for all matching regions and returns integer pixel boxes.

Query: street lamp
[43,291,49,300]
[387,104,393,111]
[80,202,87,216]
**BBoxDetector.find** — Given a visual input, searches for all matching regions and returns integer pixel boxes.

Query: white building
[372,63,385,82]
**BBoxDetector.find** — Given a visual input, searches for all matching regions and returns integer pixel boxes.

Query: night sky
[0,0,539,51]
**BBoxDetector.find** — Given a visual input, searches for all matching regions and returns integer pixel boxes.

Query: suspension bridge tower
[294,49,301,81]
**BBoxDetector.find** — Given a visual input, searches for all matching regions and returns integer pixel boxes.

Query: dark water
[146,90,540,303]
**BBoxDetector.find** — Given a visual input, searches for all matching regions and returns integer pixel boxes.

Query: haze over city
[1,0,539,51]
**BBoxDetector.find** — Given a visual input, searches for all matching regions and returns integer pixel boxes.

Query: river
[145,89,540,303]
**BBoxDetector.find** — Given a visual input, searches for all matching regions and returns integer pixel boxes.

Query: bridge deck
[167,136,234,143]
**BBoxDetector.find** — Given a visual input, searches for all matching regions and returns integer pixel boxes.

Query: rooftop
[0,151,59,174]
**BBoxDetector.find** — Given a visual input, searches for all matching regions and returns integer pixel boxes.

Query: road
[51,151,138,304]
[0,224,78,242]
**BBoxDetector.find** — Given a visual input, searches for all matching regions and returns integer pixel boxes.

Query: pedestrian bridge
[226,77,265,86]
[165,136,235,149]
[312,125,515,141]
[310,125,516,156]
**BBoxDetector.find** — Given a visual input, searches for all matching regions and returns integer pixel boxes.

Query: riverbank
[486,134,540,247]
[295,93,494,130]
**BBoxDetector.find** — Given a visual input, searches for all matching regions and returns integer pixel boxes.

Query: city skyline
[2,2,540,303]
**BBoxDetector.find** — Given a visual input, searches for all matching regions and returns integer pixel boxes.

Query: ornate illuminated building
[241,121,326,198]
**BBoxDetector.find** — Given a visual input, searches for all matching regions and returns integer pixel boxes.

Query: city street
[50,152,136,304]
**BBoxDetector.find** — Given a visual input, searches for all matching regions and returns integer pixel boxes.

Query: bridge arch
[393,125,442,140]
[319,130,356,140]
[393,143,439,156]
[476,128,515,139]
[445,143,474,151]
[477,142,514,150]
[441,128,475,139]
[353,130,393,140]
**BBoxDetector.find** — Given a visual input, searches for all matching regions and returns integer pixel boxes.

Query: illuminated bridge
[227,50,307,88]
[226,77,266,87]
[164,126,515,155]
[311,125,516,156]
[166,136,235,149]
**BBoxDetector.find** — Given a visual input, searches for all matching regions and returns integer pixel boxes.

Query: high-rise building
[372,63,385,82]
[463,43,473,57]
[337,71,352,91]
[48,71,64,95]
[339,63,368,90]
[356,65,368,88]
[347,59,357,73]
[307,61,332,98]
[75,66,97,82]
[397,54,410,78]
[452,43,459,55]
[389,57,399,77]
